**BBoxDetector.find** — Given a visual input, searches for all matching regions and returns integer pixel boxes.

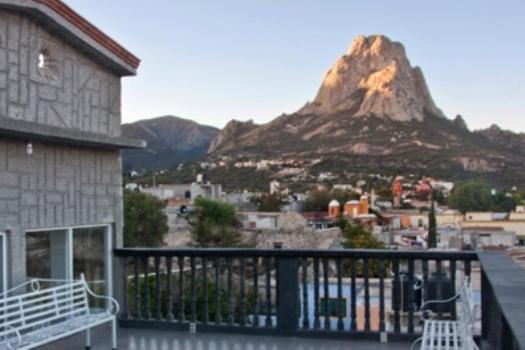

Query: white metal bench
[0,274,119,350]
[412,278,478,350]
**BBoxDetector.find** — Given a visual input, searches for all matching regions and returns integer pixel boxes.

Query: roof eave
[0,118,147,149]
[0,0,140,76]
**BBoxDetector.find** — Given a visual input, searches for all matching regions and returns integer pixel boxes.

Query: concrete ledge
[478,252,525,349]
[0,118,146,149]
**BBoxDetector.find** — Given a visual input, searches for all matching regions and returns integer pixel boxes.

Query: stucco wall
[0,9,122,136]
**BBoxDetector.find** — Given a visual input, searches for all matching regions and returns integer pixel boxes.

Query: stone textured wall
[0,9,125,287]
[246,227,343,249]
[0,139,123,285]
[163,227,343,250]
[0,10,122,136]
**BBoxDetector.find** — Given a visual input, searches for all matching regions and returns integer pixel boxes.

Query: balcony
[54,249,525,349]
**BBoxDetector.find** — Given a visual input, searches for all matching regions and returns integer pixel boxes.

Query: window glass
[26,231,51,280]
[26,230,68,289]
[0,234,6,293]
[73,227,107,307]
[73,227,107,306]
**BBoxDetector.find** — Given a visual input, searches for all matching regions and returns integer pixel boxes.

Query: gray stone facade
[0,7,132,287]
[0,10,122,137]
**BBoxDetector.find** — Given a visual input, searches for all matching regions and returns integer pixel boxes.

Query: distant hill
[208,35,525,187]
[122,116,219,171]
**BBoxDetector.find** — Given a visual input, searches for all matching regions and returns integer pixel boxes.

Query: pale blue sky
[68,0,525,131]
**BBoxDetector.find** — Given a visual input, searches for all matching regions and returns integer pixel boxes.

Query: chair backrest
[0,280,89,340]
[458,279,477,350]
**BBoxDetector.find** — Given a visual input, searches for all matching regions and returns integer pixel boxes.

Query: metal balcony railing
[113,249,485,342]
[113,248,525,348]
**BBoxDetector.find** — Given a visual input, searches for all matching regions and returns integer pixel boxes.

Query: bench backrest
[0,280,89,339]
[458,279,477,349]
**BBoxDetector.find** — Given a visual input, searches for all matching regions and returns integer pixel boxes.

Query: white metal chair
[0,274,119,350]
[411,278,478,350]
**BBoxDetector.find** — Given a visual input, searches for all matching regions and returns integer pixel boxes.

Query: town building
[392,176,404,207]
[463,210,525,244]
[436,209,463,229]
[343,195,369,218]
[221,191,258,212]
[190,175,222,200]
[0,0,142,294]
[269,180,280,194]
[302,212,338,230]
[141,184,191,200]
[461,227,516,249]
[328,199,340,217]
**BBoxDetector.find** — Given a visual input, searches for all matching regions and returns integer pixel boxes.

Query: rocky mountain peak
[453,114,469,130]
[207,119,257,154]
[298,34,444,121]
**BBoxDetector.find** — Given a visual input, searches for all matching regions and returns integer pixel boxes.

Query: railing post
[276,256,299,334]
[114,256,127,320]
[481,269,490,341]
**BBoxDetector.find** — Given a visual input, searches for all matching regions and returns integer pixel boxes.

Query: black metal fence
[114,248,479,342]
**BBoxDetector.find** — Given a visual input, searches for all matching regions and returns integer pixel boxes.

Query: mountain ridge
[122,115,219,171]
[207,34,525,187]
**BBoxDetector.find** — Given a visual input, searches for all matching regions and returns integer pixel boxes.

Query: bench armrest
[419,293,460,320]
[80,275,120,315]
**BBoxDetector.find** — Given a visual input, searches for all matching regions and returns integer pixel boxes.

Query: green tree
[375,186,393,202]
[447,180,493,213]
[427,200,437,248]
[491,192,517,212]
[340,219,385,277]
[303,188,360,212]
[251,192,283,212]
[303,188,332,212]
[123,190,169,247]
[189,197,244,247]
[433,189,446,205]
[448,180,517,213]
[340,220,385,249]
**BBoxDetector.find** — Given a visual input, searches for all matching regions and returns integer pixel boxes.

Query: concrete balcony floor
[41,324,410,350]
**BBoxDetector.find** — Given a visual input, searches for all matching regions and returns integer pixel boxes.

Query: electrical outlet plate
[189,323,196,333]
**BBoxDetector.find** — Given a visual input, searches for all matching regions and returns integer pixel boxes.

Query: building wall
[241,213,279,230]
[462,231,516,248]
[0,10,122,136]
[464,212,493,221]
[462,221,525,239]
[409,214,428,229]
[0,9,124,287]
[0,139,123,286]
[246,227,342,249]
[509,212,525,220]
[436,212,463,229]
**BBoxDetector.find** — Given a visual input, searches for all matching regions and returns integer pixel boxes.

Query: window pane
[0,234,5,293]
[26,230,68,289]
[73,227,106,301]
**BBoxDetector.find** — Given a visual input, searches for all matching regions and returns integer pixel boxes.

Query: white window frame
[25,224,113,297]
[0,232,8,294]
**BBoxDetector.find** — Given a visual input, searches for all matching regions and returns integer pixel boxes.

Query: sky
[67,0,525,132]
